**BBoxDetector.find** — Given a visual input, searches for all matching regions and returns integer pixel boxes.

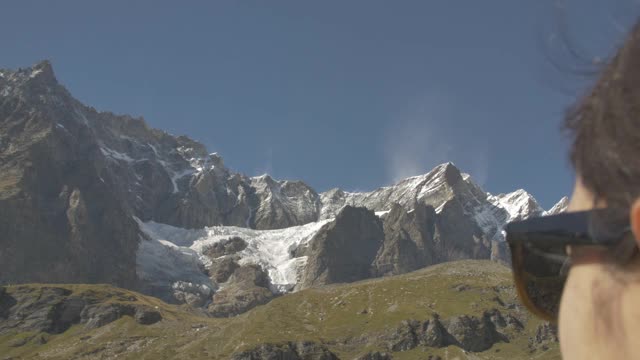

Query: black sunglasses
[504,209,632,322]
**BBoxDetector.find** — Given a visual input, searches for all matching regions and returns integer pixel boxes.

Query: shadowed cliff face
[0,61,139,288]
[373,202,438,276]
[296,206,385,290]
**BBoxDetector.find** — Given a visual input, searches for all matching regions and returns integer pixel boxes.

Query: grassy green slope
[0,261,560,360]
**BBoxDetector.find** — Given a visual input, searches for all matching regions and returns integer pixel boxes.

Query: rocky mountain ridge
[0,61,568,317]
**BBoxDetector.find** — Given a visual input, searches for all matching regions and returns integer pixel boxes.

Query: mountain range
[0,61,567,315]
[0,61,565,358]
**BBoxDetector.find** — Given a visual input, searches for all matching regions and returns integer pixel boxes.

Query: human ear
[630,198,640,248]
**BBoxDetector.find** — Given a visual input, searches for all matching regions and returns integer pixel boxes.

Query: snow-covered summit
[544,196,570,215]
[488,189,544,223]
[319,162,470,218]
[318,163,564,244]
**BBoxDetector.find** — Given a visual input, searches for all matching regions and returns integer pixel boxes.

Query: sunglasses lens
[513,241,569,320]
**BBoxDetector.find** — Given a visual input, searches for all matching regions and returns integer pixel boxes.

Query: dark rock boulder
[297,206,384,290]
[81,303,162,329]
[0,286,14,319]
[203,237,247,259]
[0,287,77,334]
[49,296,87,333]
[208,264,275,317]
[134,307,162,325]
[81,303,135,330]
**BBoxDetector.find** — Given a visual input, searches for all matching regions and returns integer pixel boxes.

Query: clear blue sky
[1,1,637,208]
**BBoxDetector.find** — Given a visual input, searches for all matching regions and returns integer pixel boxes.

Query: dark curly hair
[565,21,640,214]
[563,20,640,265]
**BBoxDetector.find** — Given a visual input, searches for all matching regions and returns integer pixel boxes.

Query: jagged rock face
[373,203,438,276]
[384,310,520,353]
[444,313,506,352]
[86,105,320,231]
[433,199,491,262]
[321,163,492,218]
[296,206,384,290]
[318,163,553,251]
[0,61,139,288]
[231,341,339,360]
[250,176,321,230]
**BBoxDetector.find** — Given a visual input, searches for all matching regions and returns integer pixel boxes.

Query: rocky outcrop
[0,261,557,359]
[171,281,214,308]
[296,206,384,290]
[208,264,276,317]
[384,310,519,353]
[231,341,339,360]
[528,323,558,352]
[203,237,247,258]
[0,286,161,335]
[444,313,507,352]
[208,256,241,283]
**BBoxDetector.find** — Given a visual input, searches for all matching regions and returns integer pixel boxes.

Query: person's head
[557,20,640,359]
[504,18,640,360]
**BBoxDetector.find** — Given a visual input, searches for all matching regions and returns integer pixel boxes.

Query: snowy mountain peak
[30,60,55,79]
[0,60,57,88]
[251,174,278,187]
[429,161,460,180]
[545,196,570,215]
[487,189,543,223]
